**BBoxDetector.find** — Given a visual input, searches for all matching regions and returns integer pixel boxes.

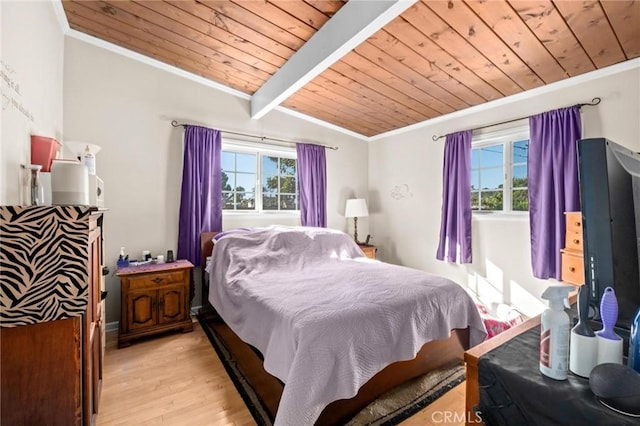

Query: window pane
[262,175,278,194]
[512,189,529,211]
[512,165,527,188]
[223,192,234,210]
[263,194,278,210]
[221,151,234,171]
[236,153,256,173]
[236,193,255,210]
[513,140,528,164]
[480,190,503,211]
[471,149,480,169]
[279,176,296,193]
[221,171,233,191]
[223,172,235,190]
[262,156,278,176]
[280,158,296,175]
[471,192,479,210]
[481,145,503,167]
[471,170,479,191]
[236,173,255,192]
[479,167,503,190]
[280,195,297,210]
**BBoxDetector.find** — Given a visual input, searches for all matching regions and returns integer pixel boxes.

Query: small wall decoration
[391,184,413,200]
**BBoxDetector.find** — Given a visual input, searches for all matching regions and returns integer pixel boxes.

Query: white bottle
[82,145,96,175]
[540,285,572,380]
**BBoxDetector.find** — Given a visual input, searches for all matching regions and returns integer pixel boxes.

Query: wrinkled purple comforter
[209,226,486,425]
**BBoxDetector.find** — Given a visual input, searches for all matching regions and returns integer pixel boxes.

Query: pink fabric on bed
[475,302,525,339]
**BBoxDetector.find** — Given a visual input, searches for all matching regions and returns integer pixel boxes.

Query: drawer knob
[574,221,581,226]
[573,239,580,244]
[152,277,163,284]
[569,267,576,272]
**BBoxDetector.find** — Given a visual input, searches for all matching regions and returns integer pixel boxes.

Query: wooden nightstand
[358,244,377,259]
[117,260,194,348]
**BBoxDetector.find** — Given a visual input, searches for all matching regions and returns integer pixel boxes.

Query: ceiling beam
[250,0,417,120]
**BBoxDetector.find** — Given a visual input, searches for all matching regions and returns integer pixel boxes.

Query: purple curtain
[177,125,222,268]
[296,143,326,227]
[528,106,581,279]
[436,130,472,263]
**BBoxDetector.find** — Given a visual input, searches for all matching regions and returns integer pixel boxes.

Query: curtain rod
[171,120,339,150]
[431,97,602,141]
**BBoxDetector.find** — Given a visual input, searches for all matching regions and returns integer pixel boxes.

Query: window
[261,156,298,211]
[471,126,529,212]
[221,142,298,213]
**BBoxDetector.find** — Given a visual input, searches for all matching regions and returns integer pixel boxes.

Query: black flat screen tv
[577,138,640,339]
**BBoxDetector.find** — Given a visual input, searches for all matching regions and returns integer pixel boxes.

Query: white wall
[1,0,64,205]
[369,65,640,318]
[63,37,369,323]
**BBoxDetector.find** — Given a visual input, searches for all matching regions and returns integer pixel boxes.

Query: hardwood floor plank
[97,323,254,426]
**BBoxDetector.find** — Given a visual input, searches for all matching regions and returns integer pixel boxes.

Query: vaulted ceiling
[61,0,640,137]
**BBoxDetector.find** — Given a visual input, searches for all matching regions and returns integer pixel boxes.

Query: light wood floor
[98,323,466,426]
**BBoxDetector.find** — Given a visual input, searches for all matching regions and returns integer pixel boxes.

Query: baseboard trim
[190,305,202,317]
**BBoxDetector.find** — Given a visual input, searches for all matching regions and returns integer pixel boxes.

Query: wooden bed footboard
[213,319,469,425]
[200,231,471,425]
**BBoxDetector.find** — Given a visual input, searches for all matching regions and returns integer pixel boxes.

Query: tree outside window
[262,156,298,211]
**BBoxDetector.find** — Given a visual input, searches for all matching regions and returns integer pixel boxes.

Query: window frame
[471,124,530,215]
[221,140,299,215]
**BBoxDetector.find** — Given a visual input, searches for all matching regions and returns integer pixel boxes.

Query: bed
[201,226,486,425]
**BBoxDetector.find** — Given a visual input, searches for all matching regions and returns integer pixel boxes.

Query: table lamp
[345,198,368,243]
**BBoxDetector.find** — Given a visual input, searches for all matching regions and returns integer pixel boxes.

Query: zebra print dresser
[0,205,93,327]
[1,205,105,425]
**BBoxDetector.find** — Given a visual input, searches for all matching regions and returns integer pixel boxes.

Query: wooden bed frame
[200,231,471,425]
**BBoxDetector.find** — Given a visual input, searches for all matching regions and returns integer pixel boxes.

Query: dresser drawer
[126,270,186,290]
[565,212,582,233]
[561,250,584,286]
[565,231,583,252]
[564,212,583,252]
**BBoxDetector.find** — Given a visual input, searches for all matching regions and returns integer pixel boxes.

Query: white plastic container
[539,285,572,380]
[51,160,89,206]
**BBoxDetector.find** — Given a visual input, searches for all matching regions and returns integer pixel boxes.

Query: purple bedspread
[209,226,486,425]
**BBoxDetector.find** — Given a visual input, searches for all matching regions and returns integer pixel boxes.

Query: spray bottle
[540,285,572,380]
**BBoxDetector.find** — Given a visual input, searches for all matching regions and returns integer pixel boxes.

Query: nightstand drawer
[561,250,584,286]
[126,270,186,290]
[358,245,377,259]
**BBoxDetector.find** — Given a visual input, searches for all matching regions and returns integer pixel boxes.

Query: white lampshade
[345,198,369,218]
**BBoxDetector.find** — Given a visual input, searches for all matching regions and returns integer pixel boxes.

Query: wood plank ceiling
[62,0,640,137]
